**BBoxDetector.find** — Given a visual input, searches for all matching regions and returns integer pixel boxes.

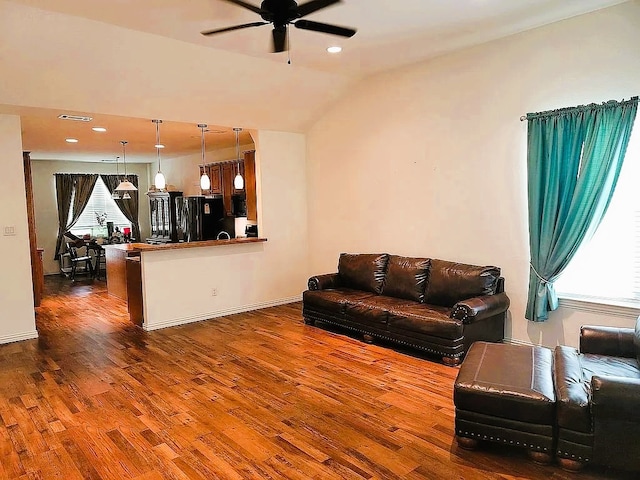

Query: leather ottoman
[454,341,556,464]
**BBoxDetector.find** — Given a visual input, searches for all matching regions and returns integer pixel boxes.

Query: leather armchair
[554,317,640,472]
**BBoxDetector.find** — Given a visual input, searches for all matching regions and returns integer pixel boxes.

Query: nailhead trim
[452,305,470,322]
[556,450,591,462]
[304,312,463,359]
[456,429,550,451]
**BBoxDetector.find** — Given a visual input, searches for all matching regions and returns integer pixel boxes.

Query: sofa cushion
[381,255,431,302]
[635,316,640,365]
[338,253,389,294]
[424,259,500,307]
[345,301,388,326]
[554,345,591,433]
[303,288,375,315]
[344,296,420,326]
[387,304,462,340]
[555,345,640,433]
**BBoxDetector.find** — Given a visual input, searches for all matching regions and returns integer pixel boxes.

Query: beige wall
[0,115,37,342]
[31,160,152,275]
[141,131,307,329]
[306,2,640,348]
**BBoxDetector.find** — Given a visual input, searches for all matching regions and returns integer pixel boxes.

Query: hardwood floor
[0,276,631,479]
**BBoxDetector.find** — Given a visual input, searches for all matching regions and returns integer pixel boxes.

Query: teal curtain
[526,97,638,321]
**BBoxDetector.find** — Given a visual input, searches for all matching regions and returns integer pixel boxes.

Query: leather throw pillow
[424,259,500,307]
[338,253,389,294]
[381,255,431,302]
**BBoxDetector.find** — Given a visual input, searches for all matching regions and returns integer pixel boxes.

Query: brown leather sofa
[303,253,510,365]
[554,316,640,472]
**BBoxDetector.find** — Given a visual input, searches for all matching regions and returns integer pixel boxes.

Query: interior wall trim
[558,298,640,319]
[503,338,534,347]
[143,295,302,332]
[0,330,39,345]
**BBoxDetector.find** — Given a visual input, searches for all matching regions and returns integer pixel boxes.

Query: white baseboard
[0,330,39,345]
[143,295,302,332]
[503,337,535,347]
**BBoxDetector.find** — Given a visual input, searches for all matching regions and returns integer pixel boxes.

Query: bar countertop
[102,237,267,253]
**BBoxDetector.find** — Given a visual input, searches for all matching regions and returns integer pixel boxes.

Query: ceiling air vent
[58,114,93,122]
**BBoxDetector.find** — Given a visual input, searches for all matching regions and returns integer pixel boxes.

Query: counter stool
[454,341,556,464]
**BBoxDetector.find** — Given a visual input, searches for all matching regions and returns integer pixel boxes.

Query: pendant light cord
[200,124,206,168]
[235,128,240,174]
[155,121,161,172]
[121,141,128,178]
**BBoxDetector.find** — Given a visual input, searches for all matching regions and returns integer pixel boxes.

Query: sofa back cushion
[424,259,501,307]
[635,316,640,365]
[381,255,431,302]
[338,253,389,294]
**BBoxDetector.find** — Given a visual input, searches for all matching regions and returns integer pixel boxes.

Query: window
[69,177,131,237]
[555,123,640,307]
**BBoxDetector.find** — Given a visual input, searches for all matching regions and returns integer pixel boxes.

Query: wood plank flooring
[0,275,632,479]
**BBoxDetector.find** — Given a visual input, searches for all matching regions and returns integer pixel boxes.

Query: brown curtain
[54,174,74,259]
[101,174,141,241]
[54,173,98,259]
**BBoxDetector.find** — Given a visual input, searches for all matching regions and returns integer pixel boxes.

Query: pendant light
[152,119,166,190]
[111,156,121,199]
[233,127,244,190]
[115,141,137,200]
[198,124,211,191]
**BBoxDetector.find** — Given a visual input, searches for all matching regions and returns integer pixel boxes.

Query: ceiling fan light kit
[202,0,356,54]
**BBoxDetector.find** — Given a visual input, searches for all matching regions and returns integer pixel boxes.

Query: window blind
[69,177,131,235]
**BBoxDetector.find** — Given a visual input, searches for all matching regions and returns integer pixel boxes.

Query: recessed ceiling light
[92,127,107,132]
[155,144,165,149]
[327,46,342,54]
[65,138,79,143]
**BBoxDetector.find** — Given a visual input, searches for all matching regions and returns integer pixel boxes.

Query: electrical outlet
[211,288,218,297]
[3,226,16,236]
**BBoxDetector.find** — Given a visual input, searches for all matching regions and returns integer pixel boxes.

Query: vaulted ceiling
[2,0,628,162]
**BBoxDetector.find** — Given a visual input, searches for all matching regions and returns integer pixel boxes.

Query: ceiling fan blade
[272,28,287,53]
[294,19,356,38]
[220,0,264,15]
[201,21,268,36]
[296,0,341,18]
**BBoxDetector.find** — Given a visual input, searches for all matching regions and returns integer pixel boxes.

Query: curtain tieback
[529,263,550,285]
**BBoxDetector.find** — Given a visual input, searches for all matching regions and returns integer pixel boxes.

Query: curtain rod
[520,96,638,121]
[52,173,138,176]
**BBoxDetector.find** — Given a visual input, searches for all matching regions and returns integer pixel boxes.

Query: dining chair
[65,241,94,281]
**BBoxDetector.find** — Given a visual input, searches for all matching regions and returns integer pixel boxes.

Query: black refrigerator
[176,196,225,242]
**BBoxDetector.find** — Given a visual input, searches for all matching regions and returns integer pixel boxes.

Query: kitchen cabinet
[244,150,257,223]
[221,163,235,217]
[201,164,222,195]
[126,256,143,326]
[200,150,256,221]
[146,191,182,244]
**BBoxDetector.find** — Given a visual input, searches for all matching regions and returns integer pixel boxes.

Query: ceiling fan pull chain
[287,24,292,65]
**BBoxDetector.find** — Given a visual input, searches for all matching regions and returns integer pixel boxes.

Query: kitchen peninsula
[103,237,267,328]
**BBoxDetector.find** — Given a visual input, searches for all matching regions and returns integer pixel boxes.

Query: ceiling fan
[201,0,357,53]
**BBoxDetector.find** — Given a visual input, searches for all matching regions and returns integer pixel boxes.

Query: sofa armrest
[580,326,636,358]
[308,273,342,291]
[450,292,510,324]
[591,376,640,422]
